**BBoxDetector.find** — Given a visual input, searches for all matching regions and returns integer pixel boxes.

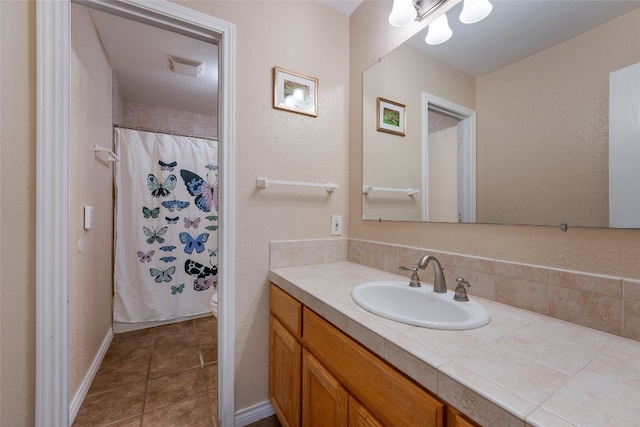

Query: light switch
[84,206,94,230]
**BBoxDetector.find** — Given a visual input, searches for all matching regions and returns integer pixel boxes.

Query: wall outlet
[331,215,342,236]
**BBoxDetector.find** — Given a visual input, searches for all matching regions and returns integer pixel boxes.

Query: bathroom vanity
[269,261,640,427]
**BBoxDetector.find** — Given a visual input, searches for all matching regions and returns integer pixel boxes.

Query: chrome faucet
[417,255,447,293]
[454,277,470,302]
[398,266,421,287]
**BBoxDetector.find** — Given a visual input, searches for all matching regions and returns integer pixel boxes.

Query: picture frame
[273,66,318,117]
[376,97,406,136]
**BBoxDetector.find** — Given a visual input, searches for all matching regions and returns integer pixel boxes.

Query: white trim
[234,401,275,427]
[36,2,236,426]
[36,1,71,425]
[421,92,476,223]
[69,329,114,424]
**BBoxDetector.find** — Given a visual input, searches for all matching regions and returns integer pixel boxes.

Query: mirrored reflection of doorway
[422,93,476,223]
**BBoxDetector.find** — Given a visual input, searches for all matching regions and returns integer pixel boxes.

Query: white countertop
[269,261,640,427]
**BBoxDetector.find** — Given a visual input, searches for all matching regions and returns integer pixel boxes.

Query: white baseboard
[234,400,275,427]
[69,328,114,424]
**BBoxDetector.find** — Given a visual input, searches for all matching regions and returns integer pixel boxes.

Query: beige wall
[350,1,640,280]
[120,102,218,139]
[69,3,116,403]
[477,8,640,226]
[1,0,36,424]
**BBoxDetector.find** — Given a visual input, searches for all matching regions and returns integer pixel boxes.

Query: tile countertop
[268,261,640,427]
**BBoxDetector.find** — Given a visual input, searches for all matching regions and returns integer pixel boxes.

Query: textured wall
[0,1,36,425]
[121,102,217,139]
[69,3,116,404]
[350,1,640,280]
[477,9,640,227]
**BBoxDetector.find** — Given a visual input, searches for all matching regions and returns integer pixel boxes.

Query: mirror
[362,0,640,227]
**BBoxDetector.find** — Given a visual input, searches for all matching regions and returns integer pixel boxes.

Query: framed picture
[376,97,406,136]
[273,66,318,117]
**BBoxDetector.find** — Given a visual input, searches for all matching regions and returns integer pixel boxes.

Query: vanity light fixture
[425,14,452,45]
[388,0,448,27]
[388,0,493,45]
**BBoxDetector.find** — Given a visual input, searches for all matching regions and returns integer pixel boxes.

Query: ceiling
[86,1,640,117]
[406,0,640,77]
[88,8,219,116]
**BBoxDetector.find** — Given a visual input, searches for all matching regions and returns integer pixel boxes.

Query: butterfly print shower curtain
[114,128,219,322]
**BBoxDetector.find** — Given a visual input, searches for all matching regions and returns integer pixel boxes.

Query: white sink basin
[352,281,491,330]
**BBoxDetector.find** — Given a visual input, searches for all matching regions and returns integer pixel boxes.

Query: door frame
[421,92,476,222]
[35,1,236,425]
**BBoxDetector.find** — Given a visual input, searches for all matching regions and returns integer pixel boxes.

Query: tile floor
[73,315,281,427]
[73,316,220,426]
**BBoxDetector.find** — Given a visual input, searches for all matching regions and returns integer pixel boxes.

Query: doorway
[36,1,235,425]
[421,92,476,223]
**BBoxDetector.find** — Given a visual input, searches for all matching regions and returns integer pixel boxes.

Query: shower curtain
[114,128,218,323]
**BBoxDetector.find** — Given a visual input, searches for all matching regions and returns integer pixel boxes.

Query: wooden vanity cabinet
[270,283,467,427]
[269,286,303,427]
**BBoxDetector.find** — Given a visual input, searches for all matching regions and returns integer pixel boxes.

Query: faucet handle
[398,266,421,288]
[454,277,470,302]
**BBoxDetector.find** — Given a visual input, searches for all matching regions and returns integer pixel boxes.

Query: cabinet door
[348,396,383,427]
[302,349,348,427]
[447,406,480,427]
[270,315,302,427]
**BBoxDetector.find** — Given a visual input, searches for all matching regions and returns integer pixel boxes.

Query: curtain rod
[113,124,219,142]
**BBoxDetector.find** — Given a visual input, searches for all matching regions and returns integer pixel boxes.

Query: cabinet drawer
[271,283,302,338]
[302,308,444,427]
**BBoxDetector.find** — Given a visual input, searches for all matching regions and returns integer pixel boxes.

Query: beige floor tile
[102,337,154,365]
[149,346,202,379]
[73,382,146,427]
[112,327,155,344]
[154,332,199,353]
[145,367,207,412]
[88,356,150,395]
[104,416,143,427]
[195,316,218,346]
[200,342,218,364]
[154,320,196,338]
[142,393,214,427]
[203,362,218,391]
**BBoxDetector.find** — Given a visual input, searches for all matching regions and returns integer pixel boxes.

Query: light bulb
[425,14,452,45]
[459,0,493,24]
[388,0,417,28]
